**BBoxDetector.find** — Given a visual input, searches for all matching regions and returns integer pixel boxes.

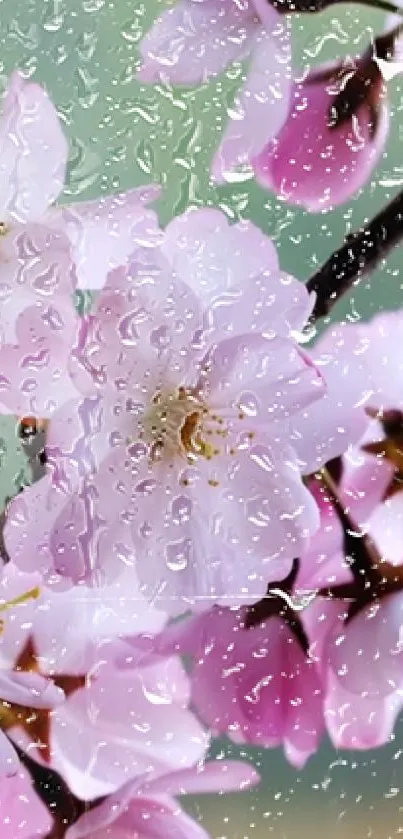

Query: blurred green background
[1,1,403,835]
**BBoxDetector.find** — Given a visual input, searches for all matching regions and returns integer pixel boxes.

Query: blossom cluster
[0,0,402,833]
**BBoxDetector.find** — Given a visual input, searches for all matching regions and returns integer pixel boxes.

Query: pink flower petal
[253,73,389,211]
[0,71,67,222]
[0,768,53,832]
[0,224,79,417]
[4,474,76,581]
[0,670,64,709]
[212,20,291,181]
[326,593,403,698]
[0,734,19,778]
[67,794,210,839]
[289,322,374,474]
[163,208,313,336]
[46,187,162,291]
[202,333,325,423]
[325,670,403,750]
[138,0,258,86]
[141,760,259,797]
[51,657,208,798]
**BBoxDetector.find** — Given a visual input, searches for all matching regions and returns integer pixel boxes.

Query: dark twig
[245,559,310,652]
[15,745,100,839]
[306,189,403,321]
[272,0,403,14]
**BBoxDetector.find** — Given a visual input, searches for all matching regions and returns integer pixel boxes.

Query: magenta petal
[253,73,389,211]
[0,71,68,222]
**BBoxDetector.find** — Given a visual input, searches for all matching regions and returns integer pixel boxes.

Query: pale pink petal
[51,658,208,798]
[142,760,259,797]
[0,71,68,222]
[325,670,403,750]
[214,439,320,582]
[289,322,374,474]
[3,569,166,676]
[0,224,79,417]
[202,333,325,424]
[0,670,64,709]
[4,474,78,581]
[356,310,403,412]
[138,0,258,86]
[67,759,257,839]
[67,794,210,839]
[326,593,403,698]
[7,428,138,588]
[0,223,77,344]
[129,437,315,613]
[0,734,19,777]
[253,74,389,211]
[297,433,393,592]
[72,261,204,397]
[163,208,313,337]
[369,494,403,567]
[212,21,291,181]
[46,187,162,291]
[0,304,79,418]
[0,768,53,833]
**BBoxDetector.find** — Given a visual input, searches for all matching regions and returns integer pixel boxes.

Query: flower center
[144,387,221,464]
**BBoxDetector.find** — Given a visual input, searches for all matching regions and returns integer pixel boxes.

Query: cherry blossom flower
[295,309,403,747]
[138,1,291,181]
[0,563,207,799]
[0,70,160,290]
[253,32,397,211]
[143,600,324,768]
[66,760,259,839]
[4,211,326,613]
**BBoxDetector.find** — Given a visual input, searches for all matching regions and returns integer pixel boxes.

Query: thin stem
[306,189,403,321]
[273,0,403,15]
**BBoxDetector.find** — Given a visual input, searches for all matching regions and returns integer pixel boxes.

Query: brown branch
[306,189,403,321]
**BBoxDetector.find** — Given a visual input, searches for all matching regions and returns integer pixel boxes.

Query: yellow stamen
[0,587,41,613]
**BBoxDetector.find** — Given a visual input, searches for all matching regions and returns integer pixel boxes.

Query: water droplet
[165,538,192,572]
